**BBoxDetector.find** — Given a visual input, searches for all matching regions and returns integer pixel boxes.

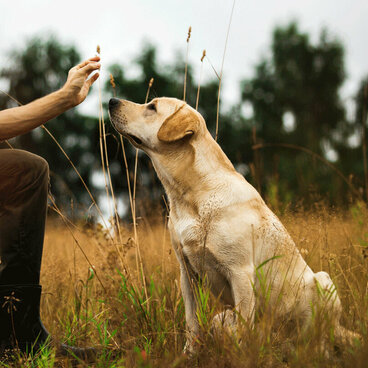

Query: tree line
[1,22,367,219]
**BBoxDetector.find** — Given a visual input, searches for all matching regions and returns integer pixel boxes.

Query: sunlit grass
[1,204,366,367]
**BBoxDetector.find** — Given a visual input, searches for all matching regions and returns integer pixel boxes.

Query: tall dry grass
[14,203,363,367]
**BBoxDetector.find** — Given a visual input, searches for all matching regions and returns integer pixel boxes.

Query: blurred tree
[241,22,350,204]
[335,77,368,199]
[1,25,364,215]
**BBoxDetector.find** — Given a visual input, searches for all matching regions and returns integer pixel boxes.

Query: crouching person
[0,56,100,358]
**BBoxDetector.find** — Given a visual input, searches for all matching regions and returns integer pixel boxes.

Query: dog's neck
[150,131,238,215]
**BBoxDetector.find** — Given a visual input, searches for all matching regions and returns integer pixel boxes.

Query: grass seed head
[149,78,154,88]
[187,26,192,42]
[110,74,116,89]
[96,45,101,55]
[201,50,206,62]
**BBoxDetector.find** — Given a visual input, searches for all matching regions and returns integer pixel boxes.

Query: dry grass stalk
[97,108,113,226]
[196,50,206,110]
[161,195,170,274]
[106,78,136,237]
[96,46,124,249]
[215,0,236,142]
[119,136,134,225]
[145,78,154,103]
[252,127,262,194]
[117,135,136,281]
[99,90,123,243]
[106,72,140,280]
[130,78,155,304]
[96,46,114,229]
[205,55,220,81]
[132,149,141,275]
[100,104,124,245]
[362,84,368,201]
[183,26,192,101]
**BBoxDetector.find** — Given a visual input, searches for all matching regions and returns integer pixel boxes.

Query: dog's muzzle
[108,98,126,127]
[109,97,120,109]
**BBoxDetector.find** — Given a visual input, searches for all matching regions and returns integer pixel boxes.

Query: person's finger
[86,72,100,88]
[76,60,89,70]
[79,73,99,101]
[79,62,101,76]
[88,56,100,62]
[76,56,100,70]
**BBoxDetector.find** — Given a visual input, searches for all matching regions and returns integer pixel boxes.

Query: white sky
[0,0,367,117]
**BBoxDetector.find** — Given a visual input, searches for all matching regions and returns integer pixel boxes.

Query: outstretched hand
[62,56,101,107]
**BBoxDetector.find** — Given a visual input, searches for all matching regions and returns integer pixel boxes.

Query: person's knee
[0,150,49,205]
[29,153,49,182]
[0,150,49,193]
[14,150,49,183]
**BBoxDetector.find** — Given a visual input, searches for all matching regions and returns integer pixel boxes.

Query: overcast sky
[0,0,367,117]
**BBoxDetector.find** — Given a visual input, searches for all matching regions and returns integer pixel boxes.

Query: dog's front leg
[229,266,256,328]
[169,222,200,352]
[179,263,200,353]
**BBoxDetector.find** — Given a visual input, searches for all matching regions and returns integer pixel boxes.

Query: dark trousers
[0,149,49,285]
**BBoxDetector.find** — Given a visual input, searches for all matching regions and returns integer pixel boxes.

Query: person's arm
[0,56,101,141]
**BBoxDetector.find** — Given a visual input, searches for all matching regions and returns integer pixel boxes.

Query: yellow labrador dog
[108,97,352,352]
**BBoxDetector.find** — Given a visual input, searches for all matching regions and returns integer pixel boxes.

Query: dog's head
[108,97,205,153]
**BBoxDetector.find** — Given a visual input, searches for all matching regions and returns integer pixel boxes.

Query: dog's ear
[157,104,200,143]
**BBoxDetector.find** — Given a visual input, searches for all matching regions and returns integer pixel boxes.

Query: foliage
[0,22,367,213]
[240,22,363,204]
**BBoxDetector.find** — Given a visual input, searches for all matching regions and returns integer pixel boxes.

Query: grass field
[2,201,368,367]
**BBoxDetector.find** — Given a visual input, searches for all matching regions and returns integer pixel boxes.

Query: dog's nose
[109,98,120,109]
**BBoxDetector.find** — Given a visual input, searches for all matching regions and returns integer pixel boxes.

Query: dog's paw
[183,334,201,355]
[211,310,237,336]
[183,340,194,355]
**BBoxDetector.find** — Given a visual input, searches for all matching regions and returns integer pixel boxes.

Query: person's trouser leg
[0,149,49,285]
[0,149,50,353]
[0,150,95,359]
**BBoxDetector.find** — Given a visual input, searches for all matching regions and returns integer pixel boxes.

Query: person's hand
[62,56,101,107]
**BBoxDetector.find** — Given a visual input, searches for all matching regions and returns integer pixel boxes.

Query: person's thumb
[87,72,99,88]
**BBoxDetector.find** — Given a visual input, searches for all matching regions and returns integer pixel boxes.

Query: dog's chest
[170,195,221,248]
[171,215,206,250]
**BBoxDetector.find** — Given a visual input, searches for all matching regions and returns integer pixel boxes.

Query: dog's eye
[147,103,156,112]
